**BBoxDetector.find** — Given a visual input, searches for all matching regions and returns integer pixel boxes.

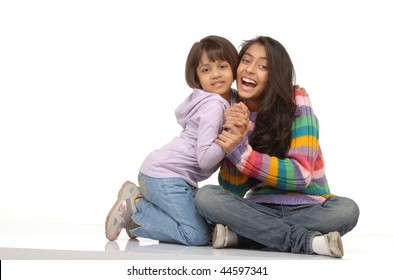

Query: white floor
[0,221,391,260]
[1,222,392,279]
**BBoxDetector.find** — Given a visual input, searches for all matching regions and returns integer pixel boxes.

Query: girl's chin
[238,91,255,100]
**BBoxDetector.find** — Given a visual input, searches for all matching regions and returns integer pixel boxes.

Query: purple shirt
[139,88,229,187]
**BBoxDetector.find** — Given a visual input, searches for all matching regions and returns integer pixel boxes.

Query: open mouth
[241,77,256,88]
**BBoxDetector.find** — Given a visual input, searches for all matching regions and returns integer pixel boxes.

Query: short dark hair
[185,35,238,89]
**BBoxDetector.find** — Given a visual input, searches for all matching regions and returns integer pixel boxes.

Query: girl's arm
[196,101,228,170]
[218,90,322,190]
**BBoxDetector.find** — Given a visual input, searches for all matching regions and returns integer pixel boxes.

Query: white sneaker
[325,231,344,258]
[212,224,238,249]
[105,181,141,241]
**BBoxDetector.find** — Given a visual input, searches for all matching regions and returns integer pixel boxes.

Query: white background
[1,0,392,236]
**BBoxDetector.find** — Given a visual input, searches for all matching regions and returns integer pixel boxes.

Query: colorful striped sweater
[218,88,332,205]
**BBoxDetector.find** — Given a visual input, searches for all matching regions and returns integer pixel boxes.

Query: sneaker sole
[105,181,139,241]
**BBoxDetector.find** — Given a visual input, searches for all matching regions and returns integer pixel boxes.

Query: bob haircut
[185,35,238,89]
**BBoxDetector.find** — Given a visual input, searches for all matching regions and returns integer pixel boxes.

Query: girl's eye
[219,64,228,69]
[200,68,210,73]
[259,64,268,70]
[241,58,250,64]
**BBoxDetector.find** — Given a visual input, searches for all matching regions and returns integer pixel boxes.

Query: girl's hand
[223,102,250,135]
[216,102,250,154]
[216,122,250,154]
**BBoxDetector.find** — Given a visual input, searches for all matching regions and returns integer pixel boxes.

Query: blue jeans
[195,185,360,254]
[130,173,210,246]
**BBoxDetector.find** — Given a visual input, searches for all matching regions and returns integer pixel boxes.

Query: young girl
[195,36,360,257]
[105,35,239,245]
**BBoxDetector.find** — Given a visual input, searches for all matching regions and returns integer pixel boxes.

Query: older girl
[195,36,360,257]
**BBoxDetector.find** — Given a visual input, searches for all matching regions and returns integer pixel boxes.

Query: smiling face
[236,43,269,111]
[197,51,234,102]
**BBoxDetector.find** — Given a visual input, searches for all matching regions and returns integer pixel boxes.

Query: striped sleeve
[226,89,322,191]
[218,158,251,197]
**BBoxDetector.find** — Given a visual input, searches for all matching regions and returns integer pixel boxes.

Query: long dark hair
[239,36,297,158]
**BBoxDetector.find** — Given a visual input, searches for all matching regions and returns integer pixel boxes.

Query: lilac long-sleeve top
[139,88,230,187]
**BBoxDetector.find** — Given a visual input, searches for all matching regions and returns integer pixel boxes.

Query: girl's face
[236,43,269,111]
[197,51,234,102]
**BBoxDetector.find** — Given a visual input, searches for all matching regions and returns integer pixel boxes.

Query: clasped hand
[215,102,250,154]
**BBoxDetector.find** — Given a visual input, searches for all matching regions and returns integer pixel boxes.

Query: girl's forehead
[243,44,268,62]
[246,43,266,55]
[199,51,221,63]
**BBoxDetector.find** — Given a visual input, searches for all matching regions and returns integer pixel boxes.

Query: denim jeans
[130,173,210,246]
[195,185,360,254]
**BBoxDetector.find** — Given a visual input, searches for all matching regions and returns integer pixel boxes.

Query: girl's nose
[245,64,256,74]
[212,69,222,78]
